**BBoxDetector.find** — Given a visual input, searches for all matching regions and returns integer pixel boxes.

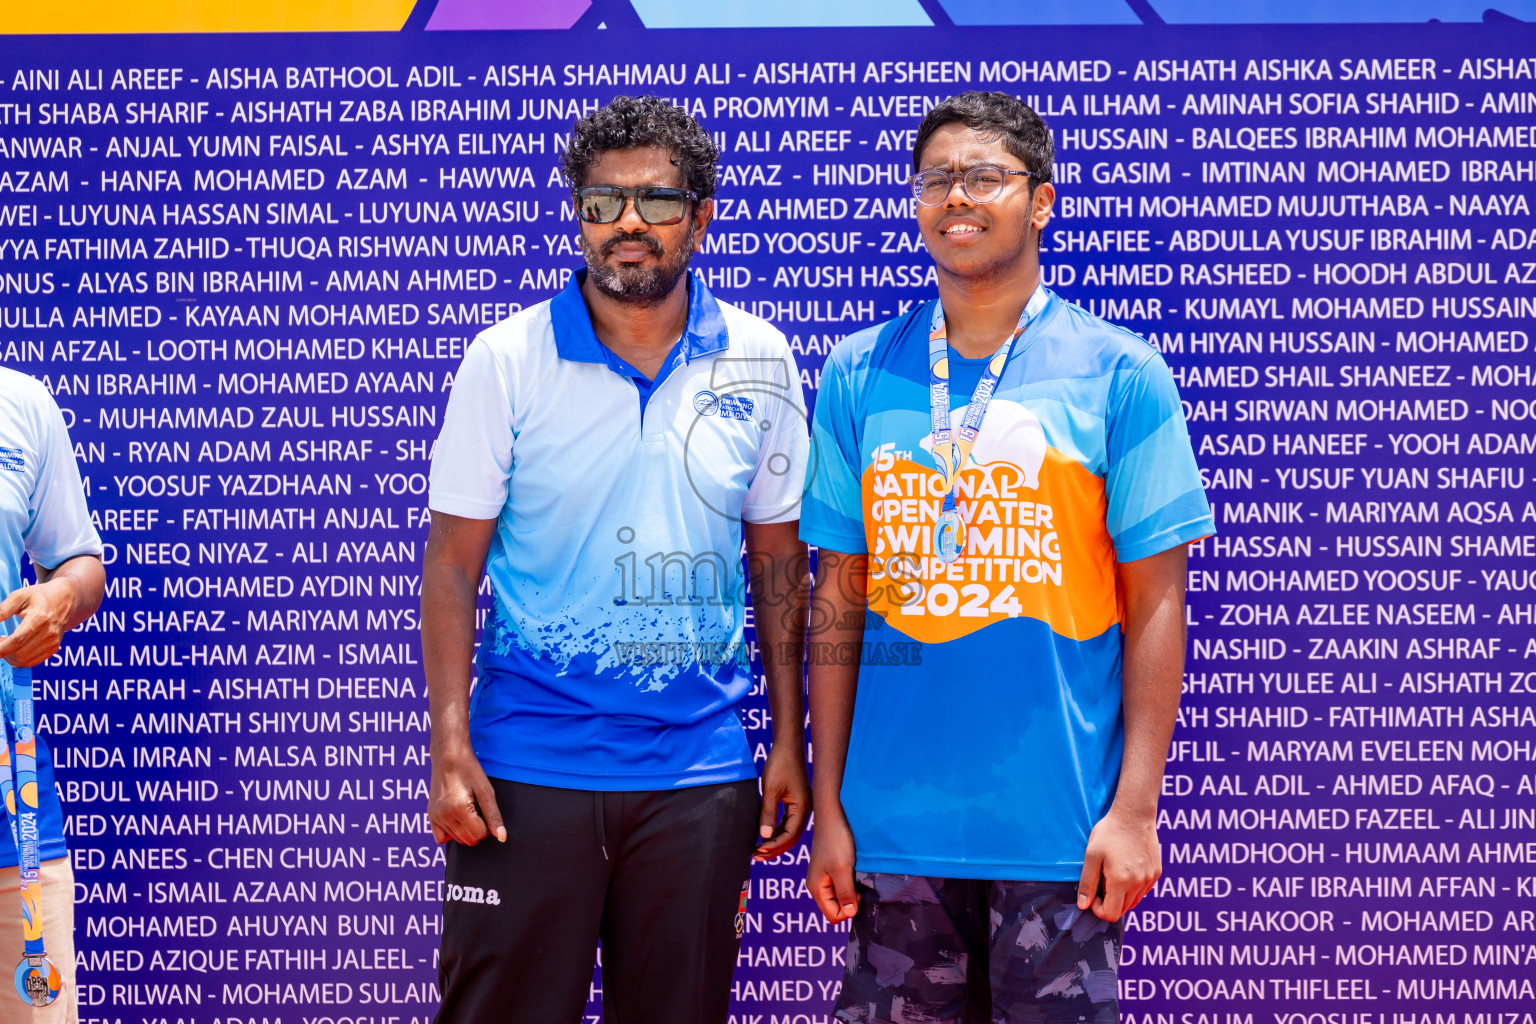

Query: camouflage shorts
[834,874,1121,1024]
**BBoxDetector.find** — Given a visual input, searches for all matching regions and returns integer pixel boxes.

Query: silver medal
[934,509,965,563]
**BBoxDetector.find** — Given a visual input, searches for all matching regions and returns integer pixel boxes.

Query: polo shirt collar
[550,269,729,365]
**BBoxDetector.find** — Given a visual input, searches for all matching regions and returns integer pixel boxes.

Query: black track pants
[435,778,759,1024]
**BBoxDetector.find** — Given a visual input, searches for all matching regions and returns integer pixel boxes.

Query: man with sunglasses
[801,91,1213,1021]
[424,96,811,1022]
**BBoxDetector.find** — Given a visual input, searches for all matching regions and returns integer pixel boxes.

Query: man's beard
[581,225,694,307]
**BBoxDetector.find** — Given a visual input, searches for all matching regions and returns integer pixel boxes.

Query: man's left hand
[0,581,79,668]
[754,743,810,861]
[1076,807,1161,922]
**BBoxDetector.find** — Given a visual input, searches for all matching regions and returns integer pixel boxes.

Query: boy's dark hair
[911,91,1053,184]
[561,95,719,200]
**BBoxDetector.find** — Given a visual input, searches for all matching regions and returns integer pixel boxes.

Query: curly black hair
[561,95,719,200]
[912,91,1053,185]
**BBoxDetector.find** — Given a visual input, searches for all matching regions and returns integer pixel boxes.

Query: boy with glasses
[801,91,1214,1022]
[424,96,811,1023]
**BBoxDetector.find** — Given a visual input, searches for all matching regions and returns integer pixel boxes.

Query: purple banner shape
[936,0,1141,24]
[427,0,591,29]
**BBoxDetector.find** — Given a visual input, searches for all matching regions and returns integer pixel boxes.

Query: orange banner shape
[2,0,414,34]
[863,450,1120,645]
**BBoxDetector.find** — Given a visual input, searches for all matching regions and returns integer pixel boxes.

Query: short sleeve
[1104,352,1215,563]
[741,346,811,525]
[428,337,515,520]
[24,389,102,571]
[798,348,867,554]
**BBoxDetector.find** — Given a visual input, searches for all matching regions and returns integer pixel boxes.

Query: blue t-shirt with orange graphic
[801,288,1214,881]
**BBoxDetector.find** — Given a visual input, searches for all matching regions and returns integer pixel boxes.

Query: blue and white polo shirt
[428,270,808,790]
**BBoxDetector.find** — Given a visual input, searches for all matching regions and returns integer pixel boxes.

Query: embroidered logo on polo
[0,449,22,474]
[719,395,754,421]
[693,391,755,422]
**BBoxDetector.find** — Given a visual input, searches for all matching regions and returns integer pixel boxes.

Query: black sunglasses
[573,185,699,226]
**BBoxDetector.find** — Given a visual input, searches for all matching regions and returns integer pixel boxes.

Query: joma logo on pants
[446,884,501,906]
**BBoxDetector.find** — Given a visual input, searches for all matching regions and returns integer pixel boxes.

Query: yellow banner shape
[2,0,414,34]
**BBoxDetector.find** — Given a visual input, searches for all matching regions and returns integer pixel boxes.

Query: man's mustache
[600,233,663,258]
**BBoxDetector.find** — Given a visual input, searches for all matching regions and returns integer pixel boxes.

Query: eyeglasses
[573,185,699,225]
[909,166,1040,207]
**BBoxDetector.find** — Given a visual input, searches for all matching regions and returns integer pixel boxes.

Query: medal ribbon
[0,657,60,1007]
[927,287,1049,512]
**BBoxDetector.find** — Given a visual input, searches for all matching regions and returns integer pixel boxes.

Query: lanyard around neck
[926,286,1048,505]
[0,660,61,1007]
